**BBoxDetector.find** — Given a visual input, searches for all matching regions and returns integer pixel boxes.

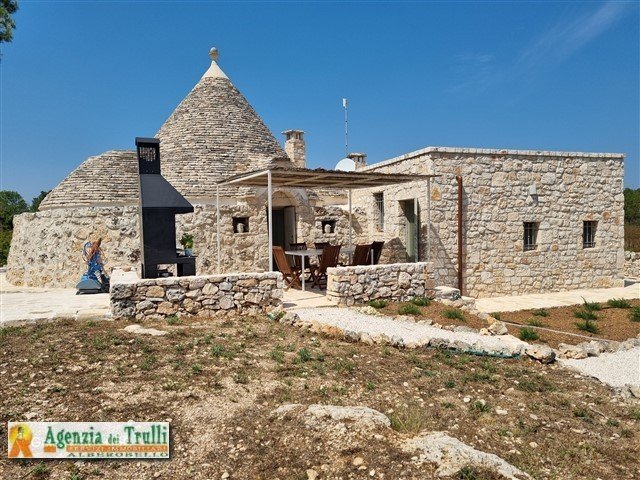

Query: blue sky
[2,1,638,201]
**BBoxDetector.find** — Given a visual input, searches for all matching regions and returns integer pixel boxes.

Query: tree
[0,190,28,230]
[31,190,50,212]
[624,188,640,226]
[0,0,17,43]
[0,0,18,43]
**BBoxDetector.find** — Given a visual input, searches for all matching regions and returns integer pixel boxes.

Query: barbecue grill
[136,137,196,278]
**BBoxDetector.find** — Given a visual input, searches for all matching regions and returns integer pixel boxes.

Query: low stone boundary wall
[110,272,283,320]
[623,251,640,279]
[326,262,435,306]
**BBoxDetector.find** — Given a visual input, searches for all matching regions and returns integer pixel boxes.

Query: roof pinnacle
[209,47,219,62]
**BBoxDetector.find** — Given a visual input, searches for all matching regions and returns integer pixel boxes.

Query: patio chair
[311,245,341,289]
[368,241,385,265]
[350,243,372,266]
[272,246,302,289]
[313,241,331,265]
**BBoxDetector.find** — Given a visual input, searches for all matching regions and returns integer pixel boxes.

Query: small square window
[523,222,539,251]
[233,217,249,233]
[583,221,597,248]
[374,192,384,231]
[321,220,336,234]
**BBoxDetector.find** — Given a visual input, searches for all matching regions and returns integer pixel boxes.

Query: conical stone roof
[41,48,290,209]
[157,47,289,199]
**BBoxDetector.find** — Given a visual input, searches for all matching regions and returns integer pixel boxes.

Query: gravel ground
[294,307,527,356]
[561,347,640,389]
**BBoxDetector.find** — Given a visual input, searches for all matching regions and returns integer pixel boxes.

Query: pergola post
[426,177,431,262]
[267,170,273,271]
[414,196,419,261]
[348,188,353,247]
[216,184,221,273]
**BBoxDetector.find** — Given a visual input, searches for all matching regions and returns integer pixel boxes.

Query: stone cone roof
[40,150,139,209]
[41,49,290,209]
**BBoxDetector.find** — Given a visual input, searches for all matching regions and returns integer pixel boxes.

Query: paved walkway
[0,273,111,326]
[561,347,640,389]
[476,284,640,313]
[282,287,334,310]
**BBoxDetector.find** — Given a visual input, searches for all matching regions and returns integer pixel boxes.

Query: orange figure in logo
[8,424,33,458]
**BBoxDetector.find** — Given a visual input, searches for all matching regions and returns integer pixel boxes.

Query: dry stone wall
[110,272,283,319]
[624,251,640,279]
[355,148,625,298]
[326,262,435,306]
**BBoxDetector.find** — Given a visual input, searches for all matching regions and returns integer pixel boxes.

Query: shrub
[442,309,465,321]
[607,298,631,309]
[630,306,640,323]
[166,315,180,325]
[411,296,431,307]
[581,298,602,312]
[531,308,549,317]
[574,309,598,321]
[527,318,546,327]
[298,347,312,362]
[368,299,388,309]
[576,319,599,334]
[490,312,501,321]
[518,327,539,341]
[469,400,491,413]
[398,304,421,316]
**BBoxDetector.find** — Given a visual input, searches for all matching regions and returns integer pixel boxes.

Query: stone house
[6,48,626,298]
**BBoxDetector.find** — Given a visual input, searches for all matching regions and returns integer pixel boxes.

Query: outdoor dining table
[284,246,372,291]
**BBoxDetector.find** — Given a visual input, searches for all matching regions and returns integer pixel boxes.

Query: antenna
[343,98,348,157]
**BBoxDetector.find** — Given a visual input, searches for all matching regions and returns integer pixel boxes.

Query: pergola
[215,167,440,273]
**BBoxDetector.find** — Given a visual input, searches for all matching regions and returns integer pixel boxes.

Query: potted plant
[180,233,194,257]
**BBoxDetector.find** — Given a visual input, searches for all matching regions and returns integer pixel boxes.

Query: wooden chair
[273,246,301,289]
[312,245,341,288]
[313,241,331,266]
[368,241,385,265]
[350,244,372,266]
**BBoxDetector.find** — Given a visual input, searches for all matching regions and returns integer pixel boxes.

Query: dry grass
[0,316,639,479]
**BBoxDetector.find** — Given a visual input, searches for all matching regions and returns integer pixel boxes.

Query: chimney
[348,152,367,170]
[282,130,306,168]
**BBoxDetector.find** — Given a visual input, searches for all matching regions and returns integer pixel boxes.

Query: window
[374,192,384,230]
[321,220,336,234]
[583,221,597,248]
[233,217,249,233]
[523,222,539,251]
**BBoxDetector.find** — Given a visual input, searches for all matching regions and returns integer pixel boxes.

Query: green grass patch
[166,315,181,325]
[490,312,501,320]
[531,308,549,317]
[581,298,602,312]
[442,309,465,321]
[398,304,421,316]
[411,296,432,307]
[518,327,539,341]
[527,318,547,327]
[367,299,388,309]
[629,306,640,323]
[576,319,599,334]
[469,400,491,414]
[574,309,598,321]
[607,298,632,309]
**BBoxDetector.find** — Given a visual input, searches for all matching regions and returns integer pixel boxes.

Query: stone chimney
[348,152,367,170]
[282,130,306,168]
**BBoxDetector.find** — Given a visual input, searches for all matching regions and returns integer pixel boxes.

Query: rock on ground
[123,324,168,336]
[561,347,640,390]
[403,431,532,479]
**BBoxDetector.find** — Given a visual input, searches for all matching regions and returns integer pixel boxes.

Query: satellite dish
[335,158,355,172]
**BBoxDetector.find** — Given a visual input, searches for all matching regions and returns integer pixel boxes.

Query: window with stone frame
[523,222,539,251]
[374,192,384,231]
[583,220,597,248]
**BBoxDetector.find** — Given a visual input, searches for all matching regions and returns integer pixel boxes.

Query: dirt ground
[1,315,639,480]
[496,300,640,348]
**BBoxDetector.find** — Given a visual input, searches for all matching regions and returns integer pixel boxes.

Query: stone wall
[624,251,640,279]
[6,187,367,288]
[355,147,625,298]
[326,262,435,306]
[110,272,283,319]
